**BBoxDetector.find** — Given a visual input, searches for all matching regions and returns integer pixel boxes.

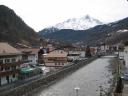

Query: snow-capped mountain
[39,15,103,35]
[53,15,103,30]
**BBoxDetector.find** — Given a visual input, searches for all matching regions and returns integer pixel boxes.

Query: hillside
[0,5,40,46]
[38,17,128,45]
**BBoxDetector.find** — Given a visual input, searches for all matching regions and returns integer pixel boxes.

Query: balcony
[0,60,29,68]
[0,69,19,76]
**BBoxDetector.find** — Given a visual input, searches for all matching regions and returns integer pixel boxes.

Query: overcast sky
[0,0,128,31]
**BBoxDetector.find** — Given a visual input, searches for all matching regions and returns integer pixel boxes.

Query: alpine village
[0,5,128,96]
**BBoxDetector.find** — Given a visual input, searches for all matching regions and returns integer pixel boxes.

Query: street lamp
[74,87,80,96]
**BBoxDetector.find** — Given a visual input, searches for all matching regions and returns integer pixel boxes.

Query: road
[30,56,114,96]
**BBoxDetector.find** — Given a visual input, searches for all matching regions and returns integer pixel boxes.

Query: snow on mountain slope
[54,15,103,30]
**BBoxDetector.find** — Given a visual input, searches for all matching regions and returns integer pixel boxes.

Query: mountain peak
[85,14,90,19]
[53,15,103,30]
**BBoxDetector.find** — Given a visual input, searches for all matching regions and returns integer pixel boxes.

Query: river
[31,56,114,96]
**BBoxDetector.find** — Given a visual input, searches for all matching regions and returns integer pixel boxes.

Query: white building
[100,45,110,53]
[67,51,80,61]
[123,46,128,67]
[79,51,85,58]
[18,48,39,65]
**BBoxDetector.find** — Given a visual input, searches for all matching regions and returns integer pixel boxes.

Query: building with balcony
[43,50,68,67]
[18,48,39,65]
[0,42,24,86]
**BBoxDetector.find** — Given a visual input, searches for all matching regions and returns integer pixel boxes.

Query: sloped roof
[44,52,67,58]
[18,48,39,54]
[44,50,68,58]
[0,42,21,55]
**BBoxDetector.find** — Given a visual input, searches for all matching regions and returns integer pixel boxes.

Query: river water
[31,56,113,96]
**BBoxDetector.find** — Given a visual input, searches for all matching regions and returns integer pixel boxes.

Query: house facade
[18,48,39,65]
[0,43,25,85]
[43,50,68,67]
[122,46,128,67]
[67,51,80,61]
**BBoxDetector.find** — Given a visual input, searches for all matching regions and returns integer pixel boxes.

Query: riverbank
[107,58,119,96]
[0,57,97,96]
[107,57,126,96]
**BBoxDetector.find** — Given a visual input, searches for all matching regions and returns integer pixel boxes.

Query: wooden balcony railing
[0,60,29,68]
[0,69,19,76]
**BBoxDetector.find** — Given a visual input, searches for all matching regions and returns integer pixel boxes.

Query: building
[100,44,110,53]
[67,51,80,61]
[124,46,128,53]
[77,51,85,58]
[96,43,112,55]
[122,46,128,67]
[18,48,39,65]
[47,44,55,52]
[90,47,97,55]
[0,42,25,85]
[43,50,68,67]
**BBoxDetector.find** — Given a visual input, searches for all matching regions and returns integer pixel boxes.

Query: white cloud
[0,0,128,31]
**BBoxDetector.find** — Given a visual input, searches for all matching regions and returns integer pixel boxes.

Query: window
[48,58,55,61]
[5,59,10,63]
[0,67,3,71]
[5,67,10,71]
[0,60,3,64]
[13,74,15,78]
[12,58,16,62]
[12,66,16,70]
